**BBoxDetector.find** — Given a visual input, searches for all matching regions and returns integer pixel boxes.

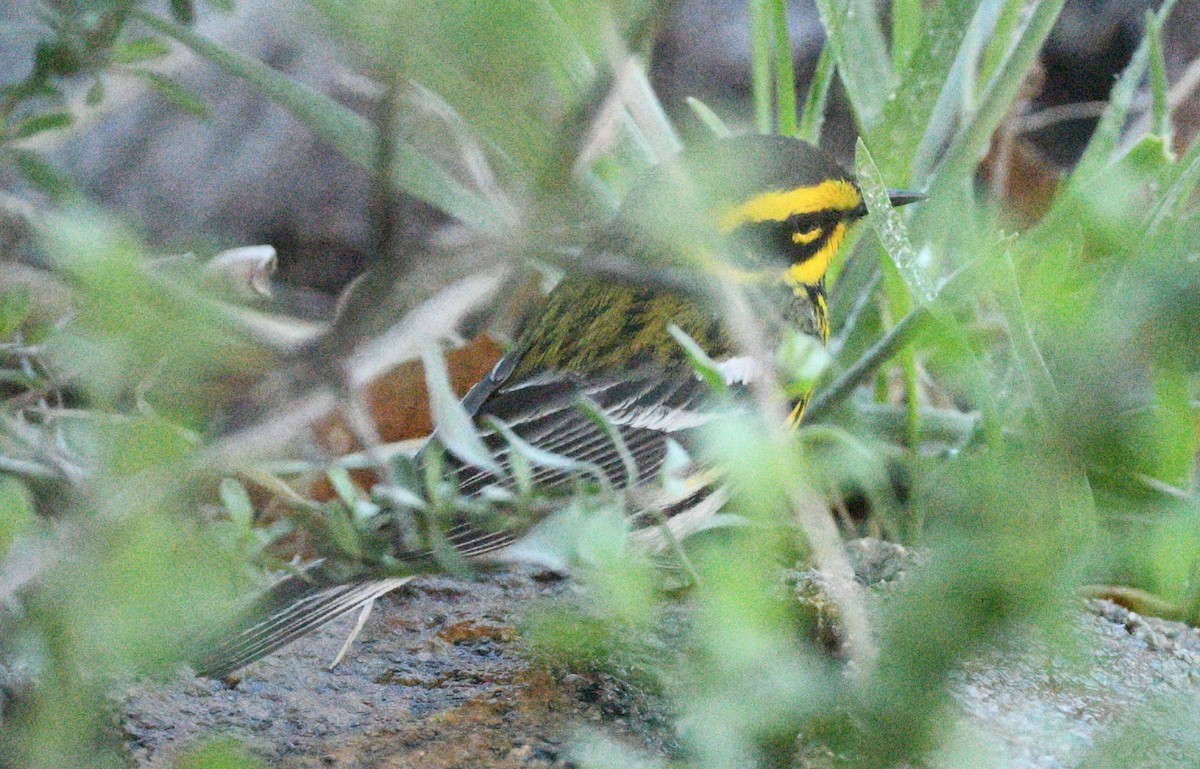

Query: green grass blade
[1144,134,1200,236]
[929,0,1065,190]
[975,0,1025,94]
[132,9,499,232]
[1046,0,1178,225]
[750,0,774,134]
[771,0,798,136]
[422,347,502,476]
[1147,9,1173,148]
[796,44,835,144]
[910,0,1000,179]
[814,0,893,134]
[891,0,920,71]
[856,139,934,303]
[878,0,976,176]
[686,97,734,138]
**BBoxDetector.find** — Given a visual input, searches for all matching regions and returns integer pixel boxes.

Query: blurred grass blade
[170,0,195,24]
[485,416,608,487]
[891,0,920,70]
[218,478,255,527]
[814,0,893,133]
[621,61,684,160]
[111,37,173,64]
[796,44,834,144]
[750,0,773,133]
[1040,0,1179,234]
[686,97,733,138]
[132,8,499,232]
[576,396,639,486]
[929,0,1065,189]
[1143,135,1200,236]
[1147,9,1173,149]
[879,0,976,176]
[994,252,1061,423]
[127,70,210,117]
[308,0,659,180]
[976,0,1024,87]
[855,139,934,303]
[910,0,1001,178]
[10,111,73,139]
[421,347,501,475]
[668,324,729,394]
[1072,0,1180,182]
[770,0,798,136]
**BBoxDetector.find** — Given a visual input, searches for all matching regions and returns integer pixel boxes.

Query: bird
[195,134,923,677]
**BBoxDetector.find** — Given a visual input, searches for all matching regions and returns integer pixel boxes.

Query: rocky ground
[121,568,677,769]
[118,542,1200,769]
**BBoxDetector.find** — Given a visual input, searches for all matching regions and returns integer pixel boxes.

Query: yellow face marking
[791,227,822,245]
[785,221,847,288]
[718,179,861,232]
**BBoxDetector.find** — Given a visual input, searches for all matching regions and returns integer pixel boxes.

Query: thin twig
[715,281,877,679]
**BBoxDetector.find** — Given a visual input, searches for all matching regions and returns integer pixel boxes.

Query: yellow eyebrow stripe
[718,179,861,231]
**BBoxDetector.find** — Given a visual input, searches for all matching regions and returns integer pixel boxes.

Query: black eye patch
[785,209,841,232]
[727,220,830,268]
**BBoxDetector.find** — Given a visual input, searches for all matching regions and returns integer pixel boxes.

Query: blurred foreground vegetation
[2,0,1200,768]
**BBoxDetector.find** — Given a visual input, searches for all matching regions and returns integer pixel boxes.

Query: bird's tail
[193,564,411,678]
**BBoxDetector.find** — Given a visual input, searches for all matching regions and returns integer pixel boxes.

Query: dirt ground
[119,544,1200,769]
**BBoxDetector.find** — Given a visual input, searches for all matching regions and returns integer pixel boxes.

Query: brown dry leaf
[309,334,504,501]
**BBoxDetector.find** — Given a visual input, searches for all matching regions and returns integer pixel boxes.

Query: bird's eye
[791,227,823,245]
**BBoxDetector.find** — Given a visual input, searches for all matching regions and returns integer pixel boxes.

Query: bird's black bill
[887,189,927,207]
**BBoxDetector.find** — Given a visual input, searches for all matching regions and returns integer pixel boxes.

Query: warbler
[196,134,922,677]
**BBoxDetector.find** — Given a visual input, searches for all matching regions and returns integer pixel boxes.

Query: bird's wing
[192,563,413,678]
[438,362,722,558]
[195,357,735,677]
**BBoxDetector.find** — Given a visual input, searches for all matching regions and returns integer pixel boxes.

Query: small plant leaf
[668,324,728,394]
[112,37,173,65]
[422,347,501,475]
[685,97,732,138]
[10,148,75,201]
[218,478,255,527]
[170,0,196,24]
[129,70,210,116]
[11,110,73,139]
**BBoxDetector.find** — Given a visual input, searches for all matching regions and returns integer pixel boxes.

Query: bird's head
[618,134,923,291]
